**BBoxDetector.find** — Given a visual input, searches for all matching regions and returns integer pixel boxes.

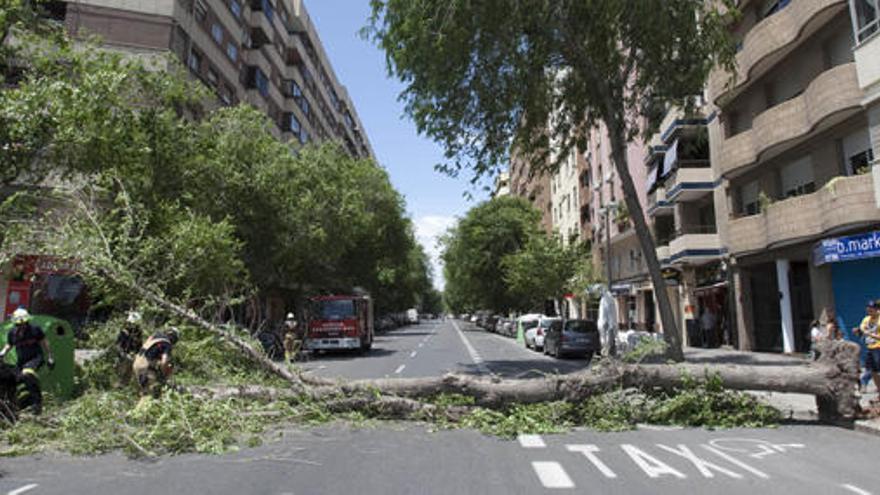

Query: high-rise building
[54,0,373,159]
[509,150,553,234]
[708,0,879,353]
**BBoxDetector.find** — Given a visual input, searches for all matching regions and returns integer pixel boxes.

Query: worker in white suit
[597,290,618,357]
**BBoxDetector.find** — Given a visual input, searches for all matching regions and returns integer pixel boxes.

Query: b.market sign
[813,230,880,266]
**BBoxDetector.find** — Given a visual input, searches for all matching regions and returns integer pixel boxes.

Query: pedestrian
[282,312,301,362]
[132,326,178,398]
[855,301,880,399]
[0,308,54,415]
[700,306,717,348]
[114,311,144,384]
[810,319,824,360]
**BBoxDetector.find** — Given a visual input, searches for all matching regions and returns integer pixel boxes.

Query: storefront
[814,230,880,345]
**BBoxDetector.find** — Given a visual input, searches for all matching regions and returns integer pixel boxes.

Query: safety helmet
[166,327,180,345]
[126,311,142,324]
[12,308,30,325]
[286,312,295,321]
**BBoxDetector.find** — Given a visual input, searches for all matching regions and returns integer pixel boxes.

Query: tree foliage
[0,23,432,320]
[501,235,592,311]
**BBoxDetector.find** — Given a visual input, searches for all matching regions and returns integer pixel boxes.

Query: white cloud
[414,215,457,291]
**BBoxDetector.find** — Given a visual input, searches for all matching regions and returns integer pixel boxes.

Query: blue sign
[814,230,880,266]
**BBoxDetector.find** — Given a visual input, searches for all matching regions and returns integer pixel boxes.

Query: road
[1,319,877,495]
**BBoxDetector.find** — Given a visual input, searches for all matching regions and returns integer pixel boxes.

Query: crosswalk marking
[518,434,546,448]
[532,462,575,489]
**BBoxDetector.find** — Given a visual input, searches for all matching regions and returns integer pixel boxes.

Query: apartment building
[550,148,583,246]
[646,105,728,346]
[708,0,880,353]
[509,151,553,234]
[492,171,511,198]
[57,0,373,159]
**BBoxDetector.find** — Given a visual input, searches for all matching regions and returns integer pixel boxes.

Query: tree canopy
[0,16,433,321]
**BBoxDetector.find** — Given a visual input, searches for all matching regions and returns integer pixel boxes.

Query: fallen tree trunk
[195,340,861,423]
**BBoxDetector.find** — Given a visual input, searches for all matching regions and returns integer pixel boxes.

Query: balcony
[716,63,863,178]
[248,5,275,46]
[708,0,847,104]
[667,233,724,265]
[647,186,674,217]
[855,28,880,102]
[665,166,714,202]
[727,173,880,255]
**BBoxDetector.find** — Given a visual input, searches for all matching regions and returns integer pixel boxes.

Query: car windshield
[522,320,539,330]
[311,299,356,320]
[566,320,595,333]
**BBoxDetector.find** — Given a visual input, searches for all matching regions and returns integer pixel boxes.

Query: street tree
[367,0,737,360]
[501,235,591,312]
[441,196,541,313]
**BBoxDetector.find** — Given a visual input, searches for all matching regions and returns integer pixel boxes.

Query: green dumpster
[0,315,77,400]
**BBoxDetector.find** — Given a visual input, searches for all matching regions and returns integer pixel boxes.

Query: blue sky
[306,1,490,289]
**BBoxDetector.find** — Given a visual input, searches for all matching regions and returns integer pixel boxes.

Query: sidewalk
[684,346,880,434]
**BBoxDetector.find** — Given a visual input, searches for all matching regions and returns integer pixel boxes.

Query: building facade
[708,0,880,353]
[57,0,373,159]
[509,150,553,234]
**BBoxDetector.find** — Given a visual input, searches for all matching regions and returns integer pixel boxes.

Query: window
[229,0,242,18]
[300,128,310,144]
[220,85,233,105]
[290,80,303,99]
[740,180,760,216]
[851,0,879,43]
[261,0,275,23]
[299,96,310,117]
[226,43,238,62]
[187,49,202,72]
[194,0,207,22]
[761,0,791,19]
[211,24,223,44]
[254,68,269,97]
[288,113,301,135]
[843,128,875,174]
[781,157,815,198]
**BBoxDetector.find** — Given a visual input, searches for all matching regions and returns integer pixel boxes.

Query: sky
[305,1,490,290]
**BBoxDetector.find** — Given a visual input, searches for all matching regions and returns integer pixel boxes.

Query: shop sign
[813,230,880,266]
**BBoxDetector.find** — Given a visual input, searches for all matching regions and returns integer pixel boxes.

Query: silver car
[525,316,559,351]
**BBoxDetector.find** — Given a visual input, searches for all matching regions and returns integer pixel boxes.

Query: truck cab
[306,295,374,352]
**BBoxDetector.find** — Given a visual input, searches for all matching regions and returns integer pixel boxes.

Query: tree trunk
[605,116,684,361]
[194,340,860,423]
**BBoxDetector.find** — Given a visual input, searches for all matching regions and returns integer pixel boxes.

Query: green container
[0,315,76,400]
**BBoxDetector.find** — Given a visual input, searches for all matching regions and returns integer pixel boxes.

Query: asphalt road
[297,318,591,380]
[1,319,877,495]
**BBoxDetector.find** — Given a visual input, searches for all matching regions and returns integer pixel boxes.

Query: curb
[854,419,880,436]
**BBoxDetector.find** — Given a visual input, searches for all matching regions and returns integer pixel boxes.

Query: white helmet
[12,308,30,324]
[285,312,295,321]
[127,311,142,324]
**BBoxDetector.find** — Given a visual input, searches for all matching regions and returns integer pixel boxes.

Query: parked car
[523,316,561,351]
[485,315,501,333]
[496,318,513,337]
[543,319,601,361]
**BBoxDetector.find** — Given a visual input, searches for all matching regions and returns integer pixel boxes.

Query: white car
[525,316,560,351]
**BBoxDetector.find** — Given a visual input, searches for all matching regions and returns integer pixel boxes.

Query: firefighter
[132,326,178,398]
[0,308,54,415]
[114,311,144,383]
[282,312,301,362]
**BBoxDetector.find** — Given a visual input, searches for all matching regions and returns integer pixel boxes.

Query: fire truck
[305,294,374,352]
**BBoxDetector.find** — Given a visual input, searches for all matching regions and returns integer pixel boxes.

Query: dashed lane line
[531,462,575,489]
[518,434,547,448]
[410,351,418,358]
[8,484,39,495]
[451,320,490,374]
[842,484,873,495]
[394,364,405,374]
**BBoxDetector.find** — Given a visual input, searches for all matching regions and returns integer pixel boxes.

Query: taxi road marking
[518,434,547,448]
[532,462,575,489]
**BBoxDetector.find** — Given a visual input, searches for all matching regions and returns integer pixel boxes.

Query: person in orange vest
[0,308,54,415]
[132,326,179,398]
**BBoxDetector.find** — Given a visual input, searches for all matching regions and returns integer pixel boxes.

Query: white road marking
[8,484,38,495]
[708,438,804,459]
[409,351,417,358]
[531,461,575,489]
[842,484,873,495]
[621,444,686,479]
[518,434,546,448]
[656,444,742,479]
[701,445,769,479]
[566,444,617,479]
[394,364,405,374]
[451,320,490,374]
[418,343,424,348]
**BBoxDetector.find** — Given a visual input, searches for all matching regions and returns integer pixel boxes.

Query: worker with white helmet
[0,308,54,415]
[282,312,301,362]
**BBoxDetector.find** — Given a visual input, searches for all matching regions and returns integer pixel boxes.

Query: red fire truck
[305,294,374,352]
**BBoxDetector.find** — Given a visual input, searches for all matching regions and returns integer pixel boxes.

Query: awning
[814,230,880,266]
